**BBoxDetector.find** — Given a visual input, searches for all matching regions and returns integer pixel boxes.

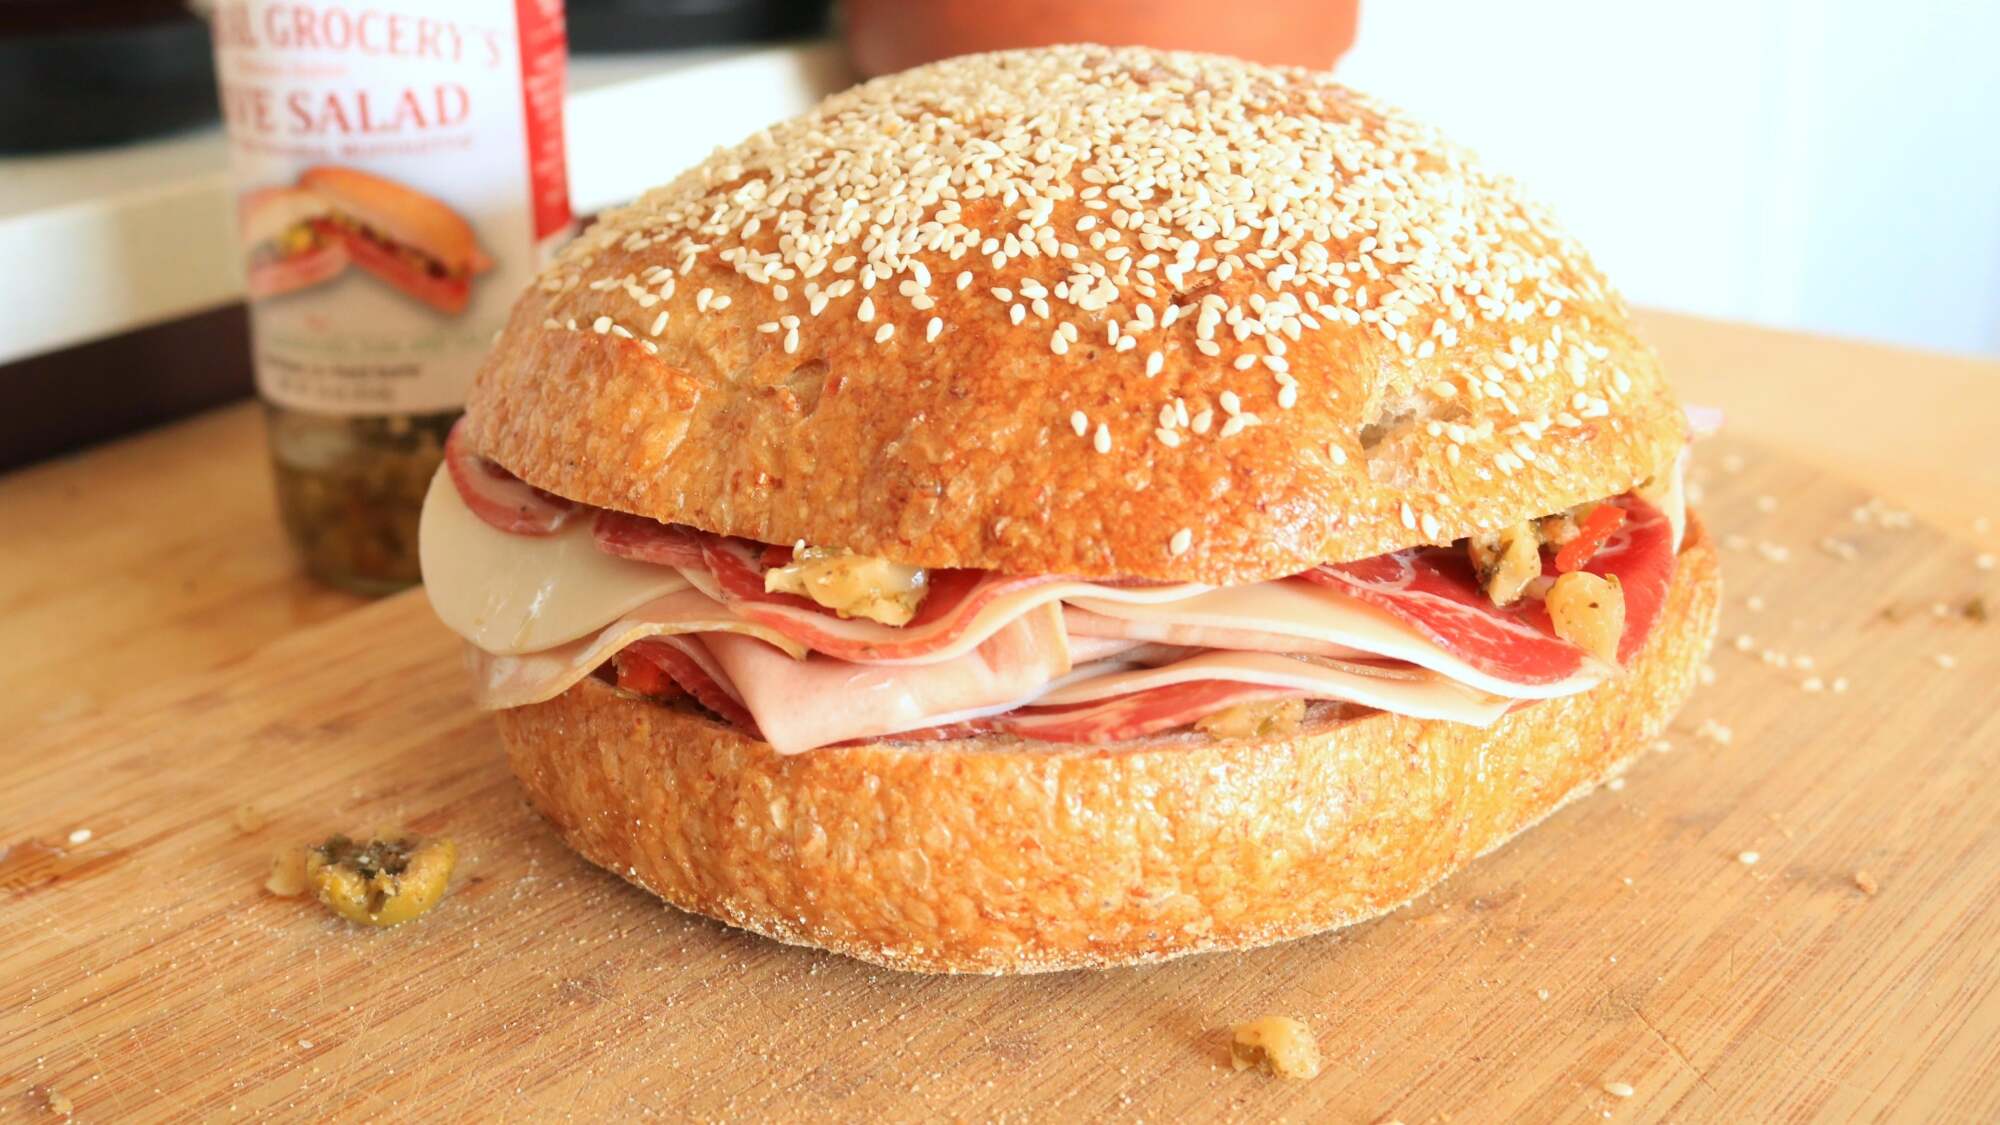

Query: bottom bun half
[498,523,1720,974]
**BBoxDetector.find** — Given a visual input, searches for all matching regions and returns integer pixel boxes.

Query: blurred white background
[1338,1,2000,358]
[8,8,1997,371]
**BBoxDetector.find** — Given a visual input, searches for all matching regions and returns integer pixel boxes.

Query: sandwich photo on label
[298,165,493,315]
[238,186,346,300]
[420,46,1721,973]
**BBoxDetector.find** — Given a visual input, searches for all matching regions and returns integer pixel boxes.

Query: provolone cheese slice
[1069,579,1605,700]
[466,587,806,710]
[420,467,691,655]
[1035,651,1514,726]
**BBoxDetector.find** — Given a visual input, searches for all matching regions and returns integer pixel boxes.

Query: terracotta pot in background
[843,0,1359,77]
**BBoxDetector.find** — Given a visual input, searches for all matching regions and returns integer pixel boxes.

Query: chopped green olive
[305,834,457,927]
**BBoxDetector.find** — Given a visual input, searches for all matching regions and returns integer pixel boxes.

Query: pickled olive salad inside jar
[211,1,573,593]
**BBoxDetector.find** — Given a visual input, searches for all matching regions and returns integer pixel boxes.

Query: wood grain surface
[2,429,1996,1122]
[0,405,363,739]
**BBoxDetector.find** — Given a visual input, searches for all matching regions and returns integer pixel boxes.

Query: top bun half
[463,46,1685,584]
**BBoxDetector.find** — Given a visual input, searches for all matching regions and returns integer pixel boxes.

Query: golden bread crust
[497,522,1720,973]
[464,46,1684,583]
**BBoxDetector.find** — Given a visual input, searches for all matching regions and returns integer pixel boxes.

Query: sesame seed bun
[498,518,1718,973]
[297,165,490,274]
[463,45,1685,583]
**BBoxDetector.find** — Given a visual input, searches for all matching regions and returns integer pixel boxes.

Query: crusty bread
[497,520,1718,973]
[463,45,1684,584]
[299,165,486,271]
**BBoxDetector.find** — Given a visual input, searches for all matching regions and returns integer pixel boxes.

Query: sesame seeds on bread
[464,45,1686,583]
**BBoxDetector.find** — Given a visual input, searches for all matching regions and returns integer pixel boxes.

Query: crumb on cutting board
[1229,1016,1321,1080]
[1854,870,1880,895]
[265,844,309,897]
[44,1086,73,1116]
[233,803,270,834]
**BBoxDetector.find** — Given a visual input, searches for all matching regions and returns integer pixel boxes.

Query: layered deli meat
[425,422,1688,753]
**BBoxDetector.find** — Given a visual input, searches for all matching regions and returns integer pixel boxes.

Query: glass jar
[265,406,457,594]
[211,0,572,594]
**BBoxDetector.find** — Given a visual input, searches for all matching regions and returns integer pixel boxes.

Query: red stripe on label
[513,0,572,240]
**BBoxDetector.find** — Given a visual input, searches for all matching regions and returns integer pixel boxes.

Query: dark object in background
[0,1,218,153]
[844,0,1359,76]
[566,0,826,52]
[0,306,252,473]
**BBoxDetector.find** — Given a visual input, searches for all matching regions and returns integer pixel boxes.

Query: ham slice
[655,644,1506,750]
[883,647,1511,745]
[698,603,1074,753]
[1066,635,1153,663]
[1033,650,1513,724]
[467,587,804,710]
[1061,604,1369,659]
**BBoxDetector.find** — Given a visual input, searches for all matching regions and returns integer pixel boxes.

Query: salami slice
[995,680,1305,743]
[616,637,762,736]
[443,418,576,535]
[593,510,711,570]
[591,515,1210,666]
[1061,604,1369,659]
[1304,552,1582,684]
[1305,495,1675,680]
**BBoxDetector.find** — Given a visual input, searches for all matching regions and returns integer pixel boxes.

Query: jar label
[213,0,572,415]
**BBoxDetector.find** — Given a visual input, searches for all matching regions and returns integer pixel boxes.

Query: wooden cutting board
[2,434,1995,1123]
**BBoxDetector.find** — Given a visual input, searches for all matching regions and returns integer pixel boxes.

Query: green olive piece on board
[305,834,457,927]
